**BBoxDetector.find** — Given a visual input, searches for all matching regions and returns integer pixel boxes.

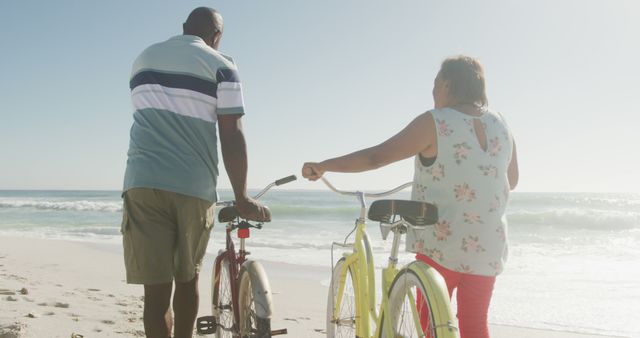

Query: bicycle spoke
[328,260,356,338]
[216,261,235,338]
[240,277,259,337]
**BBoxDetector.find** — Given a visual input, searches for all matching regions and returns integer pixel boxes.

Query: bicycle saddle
[368,200,438,226]
[217,206,272,223]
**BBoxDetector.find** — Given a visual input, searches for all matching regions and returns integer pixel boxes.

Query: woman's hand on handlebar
[302,162,325,181]
[236,196,271,222]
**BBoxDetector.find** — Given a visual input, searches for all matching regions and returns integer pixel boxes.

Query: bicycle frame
[212,223,248,329]
[210,175,296,334]
[325,177,414,337]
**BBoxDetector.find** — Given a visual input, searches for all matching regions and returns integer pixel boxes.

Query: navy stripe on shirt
[130,71,218,98]
[215,68,240,83]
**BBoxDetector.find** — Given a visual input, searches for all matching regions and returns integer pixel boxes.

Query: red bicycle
[197,175,296,338]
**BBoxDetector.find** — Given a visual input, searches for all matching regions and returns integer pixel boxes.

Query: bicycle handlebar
[216,175,297,206]
[319,177,412,199]
[275,175,297,186]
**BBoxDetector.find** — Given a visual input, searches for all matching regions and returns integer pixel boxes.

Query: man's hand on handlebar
[236,196,271,222]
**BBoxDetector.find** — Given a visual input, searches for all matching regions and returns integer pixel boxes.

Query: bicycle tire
[381,264,458,338]
[238,264,272,338]
[326,257,357,338]
[212,257,235,338]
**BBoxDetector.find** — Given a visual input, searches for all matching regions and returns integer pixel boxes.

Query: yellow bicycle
[319,177,459,338]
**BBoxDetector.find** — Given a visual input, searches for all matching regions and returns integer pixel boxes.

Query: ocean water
[0,189,638,337]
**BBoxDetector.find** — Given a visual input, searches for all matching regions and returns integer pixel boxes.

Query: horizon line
[0,188,637,195]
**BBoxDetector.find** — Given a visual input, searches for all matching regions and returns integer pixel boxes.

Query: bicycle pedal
[271,328,288,336]
[196,316,217,334]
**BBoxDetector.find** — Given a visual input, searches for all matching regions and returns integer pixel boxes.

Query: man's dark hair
[183,7,223,41]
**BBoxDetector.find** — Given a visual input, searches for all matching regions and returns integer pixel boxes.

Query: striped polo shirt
[123,35,245,202]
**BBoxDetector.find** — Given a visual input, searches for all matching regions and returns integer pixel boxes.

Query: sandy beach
[0,236,627,338]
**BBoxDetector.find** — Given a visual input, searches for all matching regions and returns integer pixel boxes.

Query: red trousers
[416,254,496,338]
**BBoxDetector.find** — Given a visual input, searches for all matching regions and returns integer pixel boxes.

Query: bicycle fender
[406,260,458,337]
[406,260,449,294]
[240,260,274,319]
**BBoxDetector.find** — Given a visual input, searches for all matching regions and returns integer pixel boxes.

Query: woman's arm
[507,140,519,190]
[302,112,436,180]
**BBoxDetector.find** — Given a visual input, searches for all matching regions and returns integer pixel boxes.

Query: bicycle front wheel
[212,257,235,338]
[238,262,272,338]
[383,264,458,338]
[326,257,357,338]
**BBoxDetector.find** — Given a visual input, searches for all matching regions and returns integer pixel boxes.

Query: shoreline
[0,236,628,338]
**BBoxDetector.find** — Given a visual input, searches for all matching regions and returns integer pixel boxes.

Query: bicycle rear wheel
[326,257,357,338]
[383,265,457,338]
[238,263,272,338]
[212,257,235,338]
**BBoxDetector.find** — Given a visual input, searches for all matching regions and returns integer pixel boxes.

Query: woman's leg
[456,273,496,338]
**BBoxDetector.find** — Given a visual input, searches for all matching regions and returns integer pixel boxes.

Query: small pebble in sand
[26,312,39,318]
[20,287,28,295]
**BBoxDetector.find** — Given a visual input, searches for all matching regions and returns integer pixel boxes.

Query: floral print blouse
[407,108,513,276]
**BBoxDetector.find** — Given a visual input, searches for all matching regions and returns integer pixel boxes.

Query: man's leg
[123,189,177,337]
[172,194,214,338]
[173,274,200,338]
[144,282,173,338]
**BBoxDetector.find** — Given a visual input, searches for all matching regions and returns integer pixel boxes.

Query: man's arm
[218,114,270,221]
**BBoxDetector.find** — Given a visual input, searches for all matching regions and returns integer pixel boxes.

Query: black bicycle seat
[218,206,238,223]
[368,200,438,226]
[217,205,272,223]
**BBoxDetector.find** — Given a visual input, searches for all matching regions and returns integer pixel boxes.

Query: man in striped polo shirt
[122,7,269,338]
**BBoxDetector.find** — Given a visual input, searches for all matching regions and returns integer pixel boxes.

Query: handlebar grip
[275,175,297,186]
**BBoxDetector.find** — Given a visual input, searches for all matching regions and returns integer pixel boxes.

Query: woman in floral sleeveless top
[302,55,519,338]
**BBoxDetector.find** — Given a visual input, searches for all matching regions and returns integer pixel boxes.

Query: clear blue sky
[1,1,638,192]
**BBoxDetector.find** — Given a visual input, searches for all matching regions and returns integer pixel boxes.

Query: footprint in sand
[102,320,116,325]
[0,323,26,338]
[54,302,70,308]
[7,274,27,282]
[87,288,101,292]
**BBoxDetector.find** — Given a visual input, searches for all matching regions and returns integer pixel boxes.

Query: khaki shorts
[121,188,214,284]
